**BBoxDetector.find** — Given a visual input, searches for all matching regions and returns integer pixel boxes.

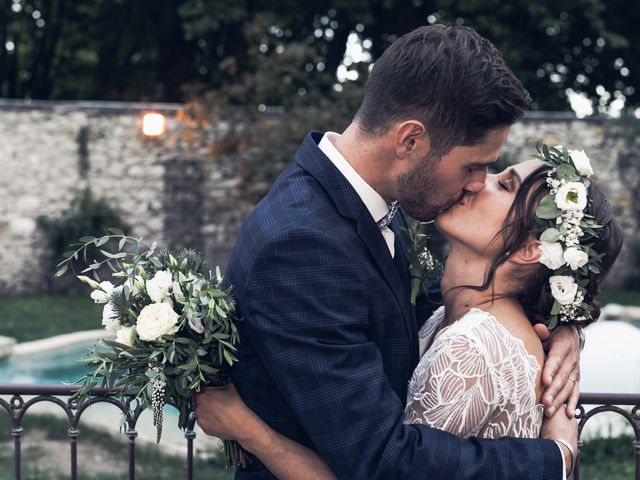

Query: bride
[195,147,623,479]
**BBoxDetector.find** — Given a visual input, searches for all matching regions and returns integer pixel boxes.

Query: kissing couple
[195,24,623,479]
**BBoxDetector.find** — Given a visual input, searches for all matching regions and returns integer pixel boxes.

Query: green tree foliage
[0,0,637,113]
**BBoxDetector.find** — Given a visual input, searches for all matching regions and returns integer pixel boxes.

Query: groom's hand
[536,325,581,418]
[194,383,257,445]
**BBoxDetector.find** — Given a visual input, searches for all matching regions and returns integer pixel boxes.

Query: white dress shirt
[318,132,395,257]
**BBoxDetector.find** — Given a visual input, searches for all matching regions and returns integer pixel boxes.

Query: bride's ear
[508,239,541,266]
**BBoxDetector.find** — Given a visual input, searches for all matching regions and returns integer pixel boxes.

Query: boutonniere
[402,221,442,305]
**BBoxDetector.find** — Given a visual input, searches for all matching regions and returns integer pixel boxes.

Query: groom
[198,25,579,478]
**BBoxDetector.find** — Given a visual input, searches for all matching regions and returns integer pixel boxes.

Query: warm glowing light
[142,113,165,136]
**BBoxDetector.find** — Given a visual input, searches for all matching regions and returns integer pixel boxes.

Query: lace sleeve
[404,319,506,438]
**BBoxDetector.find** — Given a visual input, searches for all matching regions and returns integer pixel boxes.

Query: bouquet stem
[223,439,248,468]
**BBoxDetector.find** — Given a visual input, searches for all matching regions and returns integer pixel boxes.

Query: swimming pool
[0,342,93,384]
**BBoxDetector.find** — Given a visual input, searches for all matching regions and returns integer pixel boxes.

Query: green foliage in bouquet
[57,229,246,467]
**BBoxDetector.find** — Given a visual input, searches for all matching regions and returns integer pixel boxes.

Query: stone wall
[0,100,252,293]
[0,100,637,293]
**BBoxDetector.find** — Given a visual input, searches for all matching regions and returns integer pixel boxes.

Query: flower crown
[534,145,603,329]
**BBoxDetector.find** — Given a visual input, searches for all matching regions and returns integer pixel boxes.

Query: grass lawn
[579,434,637,479]
[599,288,640,306]
[0,294,101,342]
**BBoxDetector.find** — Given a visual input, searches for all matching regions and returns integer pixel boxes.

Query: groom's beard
[395,154,459,221]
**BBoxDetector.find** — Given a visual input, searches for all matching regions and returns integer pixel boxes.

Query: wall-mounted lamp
[142,112,166,137]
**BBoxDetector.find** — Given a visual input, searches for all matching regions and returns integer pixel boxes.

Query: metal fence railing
[0,384,196,480]
[575,393,640,480]
[1,385,639,480]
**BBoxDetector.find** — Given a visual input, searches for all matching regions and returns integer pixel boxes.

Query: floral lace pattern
[404,307,544,439]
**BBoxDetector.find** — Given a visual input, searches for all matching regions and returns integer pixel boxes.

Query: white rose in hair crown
[534,145,603,329]
[57,231,246,468]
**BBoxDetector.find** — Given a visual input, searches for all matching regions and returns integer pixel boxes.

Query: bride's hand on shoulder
[535,325,581,418]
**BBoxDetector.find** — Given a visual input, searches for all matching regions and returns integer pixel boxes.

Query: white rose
[564,247,589,270]
[91,289,109,304]
[555,182,587,211]
[568,149,594,178]
[146,270,173,303]
[115,325,136,347]
[539,242,565,270]
[102,303,120,332]
[136,303,180,342]
[186,308,205,334]
[549,275,578,305]
[188,316,204,334]
[90,281,115,304]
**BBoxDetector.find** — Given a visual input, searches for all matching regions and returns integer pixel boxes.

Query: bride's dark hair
[475,164,623,327]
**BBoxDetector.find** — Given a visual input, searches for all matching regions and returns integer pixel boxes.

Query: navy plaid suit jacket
[227,132,563,479]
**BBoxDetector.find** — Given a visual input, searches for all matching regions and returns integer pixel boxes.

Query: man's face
[395,127,510,221]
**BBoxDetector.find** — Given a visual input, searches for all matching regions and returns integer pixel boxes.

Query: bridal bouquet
[56,229,246,467]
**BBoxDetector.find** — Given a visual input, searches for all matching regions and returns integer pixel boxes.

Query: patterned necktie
[376,200,399,231]
[377,201,399,257]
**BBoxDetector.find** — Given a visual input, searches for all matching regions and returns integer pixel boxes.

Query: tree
[0,0,638,114]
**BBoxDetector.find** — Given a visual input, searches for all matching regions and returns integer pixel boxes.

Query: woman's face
[435,160,542,257]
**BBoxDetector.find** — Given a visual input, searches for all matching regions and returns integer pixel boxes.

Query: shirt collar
[318,132,390,223]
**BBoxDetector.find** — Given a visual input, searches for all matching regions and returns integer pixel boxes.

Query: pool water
[0,343,94,384]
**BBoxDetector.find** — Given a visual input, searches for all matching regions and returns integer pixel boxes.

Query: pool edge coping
[12,329,114,357]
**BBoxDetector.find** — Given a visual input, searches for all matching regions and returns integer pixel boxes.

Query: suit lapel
[295,132,414,349]
[355,218,412,332]
[391,213,420,366]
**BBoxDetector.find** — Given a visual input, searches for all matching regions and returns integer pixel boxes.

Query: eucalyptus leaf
[540,228,562,243]
[95,236,110,247]
[536,195,560,219]
[223,350,235,365]
[555,163,579,181]
[542,144,550,158]
[55,265,68,277]
[198,364,218,374]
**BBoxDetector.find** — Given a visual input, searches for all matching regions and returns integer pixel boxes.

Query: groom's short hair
[355,24,531,155]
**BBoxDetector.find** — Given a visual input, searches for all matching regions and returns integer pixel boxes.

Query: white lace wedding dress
[404,306,544,438]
